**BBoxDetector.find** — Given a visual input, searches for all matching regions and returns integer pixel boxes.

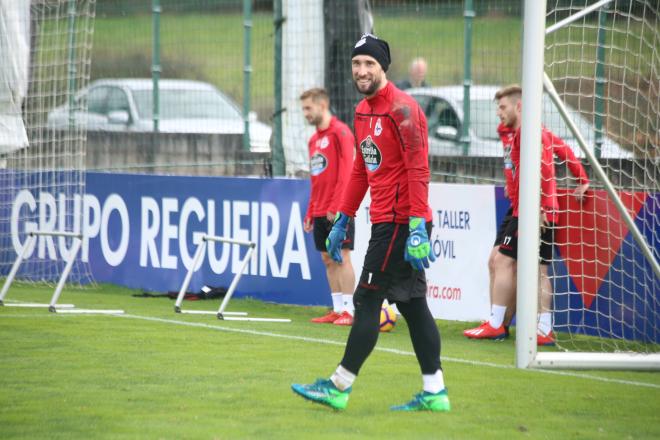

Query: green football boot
[291,378,351,410]
[390,389,451,412]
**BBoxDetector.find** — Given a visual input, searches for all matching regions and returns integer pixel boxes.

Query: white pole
[533,352,660,370]
[545,0,613,35]
[31,230,81,238]
[205,235,254,247]
[48,237,83,311]
[174,237,207,313]
[516,0,547,369]
[217,243,256,318]
[0,234,35,305]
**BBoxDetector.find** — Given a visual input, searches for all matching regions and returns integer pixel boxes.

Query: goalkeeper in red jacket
[292,34,449,413]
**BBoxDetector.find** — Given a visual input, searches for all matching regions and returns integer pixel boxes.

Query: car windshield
[132,89,242,120]
[458,96,595,143]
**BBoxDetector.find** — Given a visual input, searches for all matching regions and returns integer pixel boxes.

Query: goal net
[521,0,659,369]
[0,0,95,287]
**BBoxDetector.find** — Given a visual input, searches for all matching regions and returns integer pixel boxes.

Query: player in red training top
[481,121,516,337]
[300,88,356,326]
[464,84,589,346]
[292,34,450,413]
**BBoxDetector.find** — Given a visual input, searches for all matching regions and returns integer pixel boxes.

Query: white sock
[422,369,445,394]
[538,312,552,335]
[488,304,507,329]
[330,365,356,391]
[342,294,354,315]
[331,293,343,313]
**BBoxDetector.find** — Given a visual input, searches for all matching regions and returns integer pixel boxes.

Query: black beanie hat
[351,34,391,72]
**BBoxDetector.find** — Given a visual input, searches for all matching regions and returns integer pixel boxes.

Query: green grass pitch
[0,283,658,439]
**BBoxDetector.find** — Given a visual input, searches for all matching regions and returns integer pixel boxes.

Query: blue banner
[3,171,330,306]
[2,171,657,343]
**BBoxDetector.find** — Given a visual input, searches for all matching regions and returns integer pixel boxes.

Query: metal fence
[41,0,656,188]
[88,0,521,179]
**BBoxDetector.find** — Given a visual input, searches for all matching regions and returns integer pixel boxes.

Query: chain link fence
[87,0,524,180]
[59,0,654,187]
[89,0,274,176]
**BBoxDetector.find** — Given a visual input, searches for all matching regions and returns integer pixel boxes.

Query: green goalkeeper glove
[404,217,436,270]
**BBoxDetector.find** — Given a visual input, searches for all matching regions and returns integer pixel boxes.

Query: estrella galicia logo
[360,135,382,172]
[310,152,328,176]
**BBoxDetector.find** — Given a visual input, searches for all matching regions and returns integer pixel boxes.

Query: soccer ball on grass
[379,304,397,332]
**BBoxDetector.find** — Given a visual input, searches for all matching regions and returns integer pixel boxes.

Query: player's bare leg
[537,264,555,345]
[321,251,341,292]
[339,250,355,296]
[332,249,356,325]
[488,247,515,332]
[310,252,343,323]
[464,252,515,340]
[538,264,553,315]
[487,246,498,305]
[503,261,517,329]
[490,253,516,327]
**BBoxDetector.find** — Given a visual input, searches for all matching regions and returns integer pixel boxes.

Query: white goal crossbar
[0,231,124,315]
[174,235,290,323]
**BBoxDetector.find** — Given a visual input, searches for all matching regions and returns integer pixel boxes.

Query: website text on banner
[351,184,495,322]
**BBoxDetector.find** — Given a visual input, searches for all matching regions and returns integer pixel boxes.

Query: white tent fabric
[0,0,30,155]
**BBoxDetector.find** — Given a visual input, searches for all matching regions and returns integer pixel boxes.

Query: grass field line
[117,313,659,390]
[2,310,657,390]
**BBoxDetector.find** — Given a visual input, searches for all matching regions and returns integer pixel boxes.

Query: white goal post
[174,234,290,323]
[517,0,659,370]
[0,230,124,315]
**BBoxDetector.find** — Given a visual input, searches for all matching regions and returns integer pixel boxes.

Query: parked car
[407,85,632,159]
[47,79,272,153]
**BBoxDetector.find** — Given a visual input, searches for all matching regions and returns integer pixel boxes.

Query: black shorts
[493,206,514,247]
[498,216,555,265]
[312,216,355,252]
[355,222,431,304]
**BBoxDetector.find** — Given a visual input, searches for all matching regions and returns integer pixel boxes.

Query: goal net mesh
[0,0,96,285]
[544,0,659,353]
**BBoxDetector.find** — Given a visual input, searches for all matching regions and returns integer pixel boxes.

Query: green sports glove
[404,217,436,270]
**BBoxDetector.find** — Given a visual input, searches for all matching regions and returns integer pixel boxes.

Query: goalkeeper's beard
[353,76,383,96]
